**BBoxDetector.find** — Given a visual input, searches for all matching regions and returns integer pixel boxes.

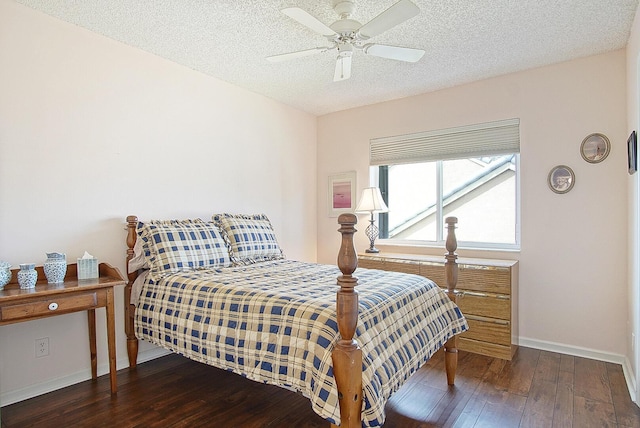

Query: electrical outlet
[35,337,49,358]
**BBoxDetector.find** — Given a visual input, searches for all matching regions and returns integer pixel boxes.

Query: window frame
[371,147,521,251]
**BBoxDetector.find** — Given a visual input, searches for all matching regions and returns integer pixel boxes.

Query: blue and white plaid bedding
[135,259,467,427]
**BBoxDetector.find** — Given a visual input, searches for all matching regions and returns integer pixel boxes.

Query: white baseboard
[519,337,637,403]
[136,346,171,364]
[622,356,638,403]
[0,347,170,407]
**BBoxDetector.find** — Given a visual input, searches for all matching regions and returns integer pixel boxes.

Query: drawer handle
[466,314,510,325]
[464,291,488,298]
[48,302,59,311]
[463,291,510,300]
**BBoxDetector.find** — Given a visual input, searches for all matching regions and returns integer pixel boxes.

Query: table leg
[87,309,97,380]
[106,288,117,394]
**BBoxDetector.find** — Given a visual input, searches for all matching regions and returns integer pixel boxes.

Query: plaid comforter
[135,259,467,427]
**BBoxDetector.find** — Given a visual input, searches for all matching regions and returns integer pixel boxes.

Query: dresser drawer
[458,337,514,360]
[0,292,98,322]
[359,258,421,275]
[462,315,511,345]
[379,259,420,275]
[458,266,511,294]
[358,259,380,270]
[457,291,510,319]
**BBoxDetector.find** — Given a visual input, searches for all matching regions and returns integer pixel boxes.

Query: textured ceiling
[15,0,640,116]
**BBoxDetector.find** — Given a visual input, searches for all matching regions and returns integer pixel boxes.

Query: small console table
[0,263,126,393]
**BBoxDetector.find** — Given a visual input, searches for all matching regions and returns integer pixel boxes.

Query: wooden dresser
[358,253,518,360]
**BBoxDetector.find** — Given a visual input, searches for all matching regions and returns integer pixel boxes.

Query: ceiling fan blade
[282,7,337,37]
[266,47,328,63]
[358,0,420,39]
[334,55,352,81]
[364,43,425,62]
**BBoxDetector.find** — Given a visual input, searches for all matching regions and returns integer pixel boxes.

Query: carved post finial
[444,216,458,295]
[337,213,358,280]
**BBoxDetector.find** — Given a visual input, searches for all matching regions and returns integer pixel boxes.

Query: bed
[124,213,467,427]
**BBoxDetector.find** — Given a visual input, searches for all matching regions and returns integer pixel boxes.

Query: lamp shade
[356,187,389,213]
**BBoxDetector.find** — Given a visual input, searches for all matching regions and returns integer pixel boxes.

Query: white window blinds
[370,118,520,165]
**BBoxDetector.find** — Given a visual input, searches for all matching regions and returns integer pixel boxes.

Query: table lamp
[355,187,389,253]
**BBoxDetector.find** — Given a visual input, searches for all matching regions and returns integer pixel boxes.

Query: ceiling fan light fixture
[333,1,355,19]
[337,43,354,56]
[330,18,361,35]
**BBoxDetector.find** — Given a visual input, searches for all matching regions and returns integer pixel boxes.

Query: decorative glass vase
[44,252,67,284]
[17,263,37,289]
[0,261,11,290]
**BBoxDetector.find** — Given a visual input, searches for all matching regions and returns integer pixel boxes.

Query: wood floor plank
[450,394,485,428]
[520,379,557,427]
[426,387,475,428]
[1,347,638,428]
[606,362,640,427]
[385,381,446,422]
[472,390,527,428]
[573,396,617,428]
[558,353,575,374]
[502,347,540,396]
[520,350,561,427]
[574,357,613,404]
[552,370,574,428]
[533,350,560,383]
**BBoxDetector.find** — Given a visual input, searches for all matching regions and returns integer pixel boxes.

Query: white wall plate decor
[548,165,575,194]
[580,133,610,163]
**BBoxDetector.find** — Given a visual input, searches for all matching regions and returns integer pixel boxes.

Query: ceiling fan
[267,0,425,81]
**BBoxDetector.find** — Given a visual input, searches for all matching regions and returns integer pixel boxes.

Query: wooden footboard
[124,214,460,426]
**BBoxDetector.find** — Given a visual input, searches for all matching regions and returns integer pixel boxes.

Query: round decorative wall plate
[548,165,575,194]
[580,133,610,163]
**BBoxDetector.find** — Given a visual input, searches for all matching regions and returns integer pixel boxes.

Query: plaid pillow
[138,219,230,280]
[212,213,284,265]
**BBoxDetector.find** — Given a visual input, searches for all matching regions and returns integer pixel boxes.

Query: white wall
[318,50,629,359]
[626,4,640,402]
[0,0,317,404]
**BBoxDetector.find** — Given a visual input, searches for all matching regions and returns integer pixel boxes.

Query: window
[370,119,520,250]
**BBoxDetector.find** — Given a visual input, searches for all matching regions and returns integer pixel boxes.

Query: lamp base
[364,215,381,254]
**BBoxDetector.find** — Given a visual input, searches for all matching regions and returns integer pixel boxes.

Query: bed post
[444,216,459,385]
[125,215,139,368]
[331,213,362,428]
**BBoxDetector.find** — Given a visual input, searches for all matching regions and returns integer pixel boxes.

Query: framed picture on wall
[328,171,356,217]
[628,130,637,175]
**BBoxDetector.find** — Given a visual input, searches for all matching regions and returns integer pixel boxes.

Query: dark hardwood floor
[2,347,640,427]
